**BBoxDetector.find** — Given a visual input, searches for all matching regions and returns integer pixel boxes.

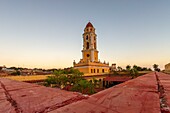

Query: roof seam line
[0,81,23,113]
[36,94,88,113]
[155,72,170,113]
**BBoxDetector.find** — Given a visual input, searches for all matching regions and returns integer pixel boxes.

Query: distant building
[21,69,33,75]
[73,22,110,75]
[0,66,8,76]
[20,69,51,75]
[2,68,15,74]
[110,63,117,71]
[0,65,6,70]
[165,63,170,72]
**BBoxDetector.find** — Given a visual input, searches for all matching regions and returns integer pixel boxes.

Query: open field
[3,75,52,82]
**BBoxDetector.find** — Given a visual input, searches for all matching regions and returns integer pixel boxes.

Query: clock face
[87,54,90,57]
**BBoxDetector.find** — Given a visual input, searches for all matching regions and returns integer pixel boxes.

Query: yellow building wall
[165,64,170,70]
[82,51,98,62]
[85,76,106,81]
[75,67,89,74]
[74,66,109,76]
[94,51,98,61]
[82,51,91,62]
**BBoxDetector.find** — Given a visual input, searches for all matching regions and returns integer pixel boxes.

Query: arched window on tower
[86,36,88,40]
[86,42,89,49]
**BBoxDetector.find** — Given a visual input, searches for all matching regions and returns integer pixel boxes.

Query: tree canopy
[153,64,160,72]
[44,68,96,94]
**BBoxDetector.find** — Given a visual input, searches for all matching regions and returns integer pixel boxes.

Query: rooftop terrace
[0,72,170,113]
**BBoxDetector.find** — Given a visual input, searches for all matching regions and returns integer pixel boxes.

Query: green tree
[58,75,68,88]
[71,79,95,94]
[11,70,21,76]
[54,69,64,76]
[45,68,84,88]
[136,66,142,71]
[148,68,152,71]
[69,68,84,75]
[88,82,95,94]
[69,74,83,85]
[133,65,138,70]
[125,65,139,78]
[153,64,160,72]
[44,76,57,87]
[92,78,99,88]
[126,65,131,71]
[117,66,122,71]
[141,67,147,71]
[130,68,138,78]
[44,68,96,94]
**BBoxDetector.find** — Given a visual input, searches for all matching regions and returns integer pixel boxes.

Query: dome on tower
[86,22,93,28]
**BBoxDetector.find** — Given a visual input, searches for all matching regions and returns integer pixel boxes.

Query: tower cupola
[86,22,93,28]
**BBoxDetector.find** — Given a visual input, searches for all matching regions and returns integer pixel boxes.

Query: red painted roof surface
[1,72,170,113]
[52,72,160,113]
[103,76,131,82]
[156,72,170,112]
[0,78,87,113]
[86,22,93,28]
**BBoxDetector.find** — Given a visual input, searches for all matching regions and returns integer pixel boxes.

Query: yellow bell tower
[82,22,98,63]
[73,22,110,76]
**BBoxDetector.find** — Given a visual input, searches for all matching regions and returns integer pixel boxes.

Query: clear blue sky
[0,0,170,69]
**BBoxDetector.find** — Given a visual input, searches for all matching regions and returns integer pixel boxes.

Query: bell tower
[82,22,98,62]
[73,22,110,75]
